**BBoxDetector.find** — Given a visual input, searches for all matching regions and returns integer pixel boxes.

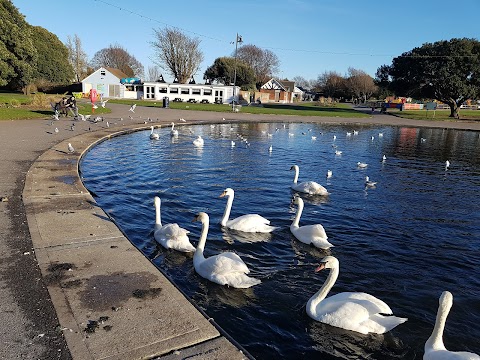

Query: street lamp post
[232,33,243,111]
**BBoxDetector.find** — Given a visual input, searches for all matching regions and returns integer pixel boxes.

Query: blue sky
[14,0,479,82]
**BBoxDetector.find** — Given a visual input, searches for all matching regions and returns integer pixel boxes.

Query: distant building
[259,78,303,103]
[81,67,140,98]
[142,81,239,104]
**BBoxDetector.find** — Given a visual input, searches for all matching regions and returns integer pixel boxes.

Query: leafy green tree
[204,57,255,90]
[31,26,74,84]
[0,0,37,90]
[384,38,480,117]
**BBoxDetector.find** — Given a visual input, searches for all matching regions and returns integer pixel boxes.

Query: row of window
[155,87,215,96]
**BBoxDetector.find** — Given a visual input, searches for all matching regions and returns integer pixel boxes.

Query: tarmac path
[0,103,478,359]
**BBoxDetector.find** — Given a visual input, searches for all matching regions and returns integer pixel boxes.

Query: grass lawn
[0,92,110,121]
[108,99,370,118]
[389,109,480,121]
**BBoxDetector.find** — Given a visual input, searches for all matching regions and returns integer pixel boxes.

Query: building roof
[104,67,129,79]
[278,80,295,92]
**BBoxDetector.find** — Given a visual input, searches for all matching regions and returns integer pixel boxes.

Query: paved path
[1,103,479,360]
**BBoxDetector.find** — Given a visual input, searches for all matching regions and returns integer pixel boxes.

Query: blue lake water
[80,122,480,359]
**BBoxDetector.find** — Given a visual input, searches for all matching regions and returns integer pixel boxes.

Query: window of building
[181,88,190,94]
[203,89,212,95]
[100,71,106,76]
[192,88,201,95]
[159,87,167,93]
[169,87,178,94]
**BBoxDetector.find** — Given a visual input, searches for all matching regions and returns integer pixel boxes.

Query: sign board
[426,102,437,110]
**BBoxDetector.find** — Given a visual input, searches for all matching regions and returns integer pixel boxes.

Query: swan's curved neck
[195,217,209,260]
[151,127,154,134]
[293,167,299,184]
[292,200,303,227]
[171,123,175,130]
[307,265,338,316]
[221,194,234,226]
[155,202,162,226]
[426,299,451,351]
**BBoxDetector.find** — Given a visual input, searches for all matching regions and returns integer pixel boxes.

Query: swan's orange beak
[219,191,226,198]
[315,263,326,272]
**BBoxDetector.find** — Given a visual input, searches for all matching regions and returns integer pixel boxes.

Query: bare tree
[346,67,377,102]
[315,71,347,99]
[150,27,203,84]
[65,34,88,82]
[146,65,162,81]
[91,44,144,78]
[236,44,279,88]
[292,76,311,89]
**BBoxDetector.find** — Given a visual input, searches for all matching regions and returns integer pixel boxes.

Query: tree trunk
[448,103,459,118]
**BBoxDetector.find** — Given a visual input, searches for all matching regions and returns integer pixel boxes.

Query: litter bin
[163,96,169,108]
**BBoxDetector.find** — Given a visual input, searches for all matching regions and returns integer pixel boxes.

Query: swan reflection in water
[291,191,330,206]
[308,321,411,360]
[192,279,259,309]
[221,227,272,244]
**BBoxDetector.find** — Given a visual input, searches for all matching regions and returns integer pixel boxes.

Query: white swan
[290,196,333,249]
[149,126,159,140]
[192,212,261,288]
[424,291,480,360]
[153,197,195,252]
[170,122,179,137]
[307,256,408,334]
[290,165,329,195]
[219,188,276,233]
[193,135,204,147]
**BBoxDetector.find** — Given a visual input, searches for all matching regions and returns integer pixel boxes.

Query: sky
[13,0,479,83]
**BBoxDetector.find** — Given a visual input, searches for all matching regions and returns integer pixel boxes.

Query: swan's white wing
[315,292,402,334]
[294,224,328,239]
[154,223,194,252]
[292,181,328,195]
[291,224,332,248]
[226,214,276,233]
[424,350,480,360]
[197,252,249,276]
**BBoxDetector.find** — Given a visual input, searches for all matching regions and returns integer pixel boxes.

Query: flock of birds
[54,102,475,358]
[150,149,473,359]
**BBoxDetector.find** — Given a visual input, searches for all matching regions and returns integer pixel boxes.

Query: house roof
[278,80,295,92]
[104,67,129,79]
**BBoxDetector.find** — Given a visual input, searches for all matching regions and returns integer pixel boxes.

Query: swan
[192,212,261,288]
[424,291,480,360]
[153,197,195,252]
[170,122,179,137]
[290,165,329,195]
[193,136,204,147]
[307,256,408,334]
[149,126,159,140]
[290,196,333,249]
[219,188,276,233]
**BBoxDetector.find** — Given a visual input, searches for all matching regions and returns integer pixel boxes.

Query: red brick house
[259,78,301,103]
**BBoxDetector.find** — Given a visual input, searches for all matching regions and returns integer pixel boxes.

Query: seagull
[85,115,91,120]
[100,99,109,108]
[311,136,317,140]
[269,145,272,153]
[365,176,377,188]
[346,132,352,137]
[106,121,109,128]
[70,124,75,131]
[335,150,342,156]
[179,118,186,122]
[353,130,359,135]
[129,104,136,112]
[333,135,336,141]
[92,104,98,109]
[77,113,86,121]
[421,137,427,142]
[288,132,295,137]
[445,160,450,170]
[67,143,74,153]
[357,162,368,168]
[52,112,59,121]
[382,154,387,162]
[326,170,333,178]
[231,141,235,147]
[371,136,375,141]
[54,127,59,134]
[378,132,384,137]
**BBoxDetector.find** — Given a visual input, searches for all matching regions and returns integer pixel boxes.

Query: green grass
[389,109,480,121]
[108,99,370,118]
[0,92,110,121]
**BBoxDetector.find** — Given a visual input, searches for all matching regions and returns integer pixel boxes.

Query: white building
[81,67,143,99]
[142,80,239,104]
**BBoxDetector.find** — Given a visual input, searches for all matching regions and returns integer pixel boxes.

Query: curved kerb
[23,122,252,360]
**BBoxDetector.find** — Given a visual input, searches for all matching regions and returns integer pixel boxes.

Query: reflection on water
[80,123,480,359]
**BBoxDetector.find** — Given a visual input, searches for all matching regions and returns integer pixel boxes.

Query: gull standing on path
[67,143,74,153]
[129,104,136,113]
